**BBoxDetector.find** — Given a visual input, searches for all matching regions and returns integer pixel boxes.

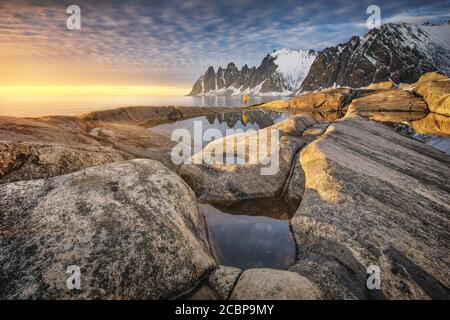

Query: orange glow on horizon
[0,86,190,96]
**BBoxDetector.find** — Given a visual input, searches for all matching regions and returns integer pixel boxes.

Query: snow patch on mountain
[190,21,450,96]
[270,49,317,90]
[383,23,450,76]
[299,22,450,92]
[189,48,317,96]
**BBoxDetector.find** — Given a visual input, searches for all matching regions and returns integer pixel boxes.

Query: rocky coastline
[1,72,449,300]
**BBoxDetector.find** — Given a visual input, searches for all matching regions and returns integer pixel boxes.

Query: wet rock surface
[0,159,216,299]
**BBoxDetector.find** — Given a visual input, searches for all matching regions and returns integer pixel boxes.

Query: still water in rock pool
[200,203,296,270]
[149,109,290,148]
[375,112,450,155]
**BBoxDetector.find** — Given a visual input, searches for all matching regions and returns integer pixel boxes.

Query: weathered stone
[398,72,448,90]
[415,71,448,83]
[347,90,428,115]
[0,107,244,183]
[180,115,316,203]
[0,142,134,184]
[414,78,450,116]
[208,266,242,299]
[0,116,133,183]
[230,268,321,300]
[290,115,450,299]
[0,159,216,299]
[366,81,396,89]
[286,154,305,212]
[188,285,219,300]
[263,88,354,112]
[269,114,318,136]
[302,123,329,137]
[82,106,241,126]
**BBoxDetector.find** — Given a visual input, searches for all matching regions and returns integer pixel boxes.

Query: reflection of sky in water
[200,204,295,270]
[413,134,450,155]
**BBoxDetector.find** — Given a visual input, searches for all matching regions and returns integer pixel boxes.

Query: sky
[0,0,449,95]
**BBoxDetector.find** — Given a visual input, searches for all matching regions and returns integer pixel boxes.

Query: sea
[0,95,287,118]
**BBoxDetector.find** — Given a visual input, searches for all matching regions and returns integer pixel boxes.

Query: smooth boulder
[290,115,450,299]
[230,268,321,300]
[261,88,354,112]
[346,90,428,115]
[0,159,215,299]
[180,115,316,203]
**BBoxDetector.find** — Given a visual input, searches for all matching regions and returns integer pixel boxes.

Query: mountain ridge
[189,49,317,96]
[299,22,450,93]
[189,21,450,96]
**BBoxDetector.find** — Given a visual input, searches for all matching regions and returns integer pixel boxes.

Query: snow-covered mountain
[189,49,317,96]
[189,21,450,96]
[298,21,450,93]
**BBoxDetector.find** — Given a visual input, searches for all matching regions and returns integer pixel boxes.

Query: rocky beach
[1,71,449,300]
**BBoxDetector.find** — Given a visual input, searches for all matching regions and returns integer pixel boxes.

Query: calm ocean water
[0,95,287,117]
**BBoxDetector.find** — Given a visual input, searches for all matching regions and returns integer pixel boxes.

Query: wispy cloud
[0,0,449,87]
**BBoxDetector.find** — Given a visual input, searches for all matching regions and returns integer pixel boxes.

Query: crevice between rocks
[184,119,334,299]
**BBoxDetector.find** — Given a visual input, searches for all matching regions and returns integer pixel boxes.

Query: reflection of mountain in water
[410,113,450,137]
[148,108,290,149]
[389,113,450,155]
[204,109,288,128]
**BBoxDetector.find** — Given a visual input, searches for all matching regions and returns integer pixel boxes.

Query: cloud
[0,0,449,86]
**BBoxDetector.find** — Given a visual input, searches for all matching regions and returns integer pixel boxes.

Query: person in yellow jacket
[242,95,249,107]
[241,111,249,125]
[241,95,249,125]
